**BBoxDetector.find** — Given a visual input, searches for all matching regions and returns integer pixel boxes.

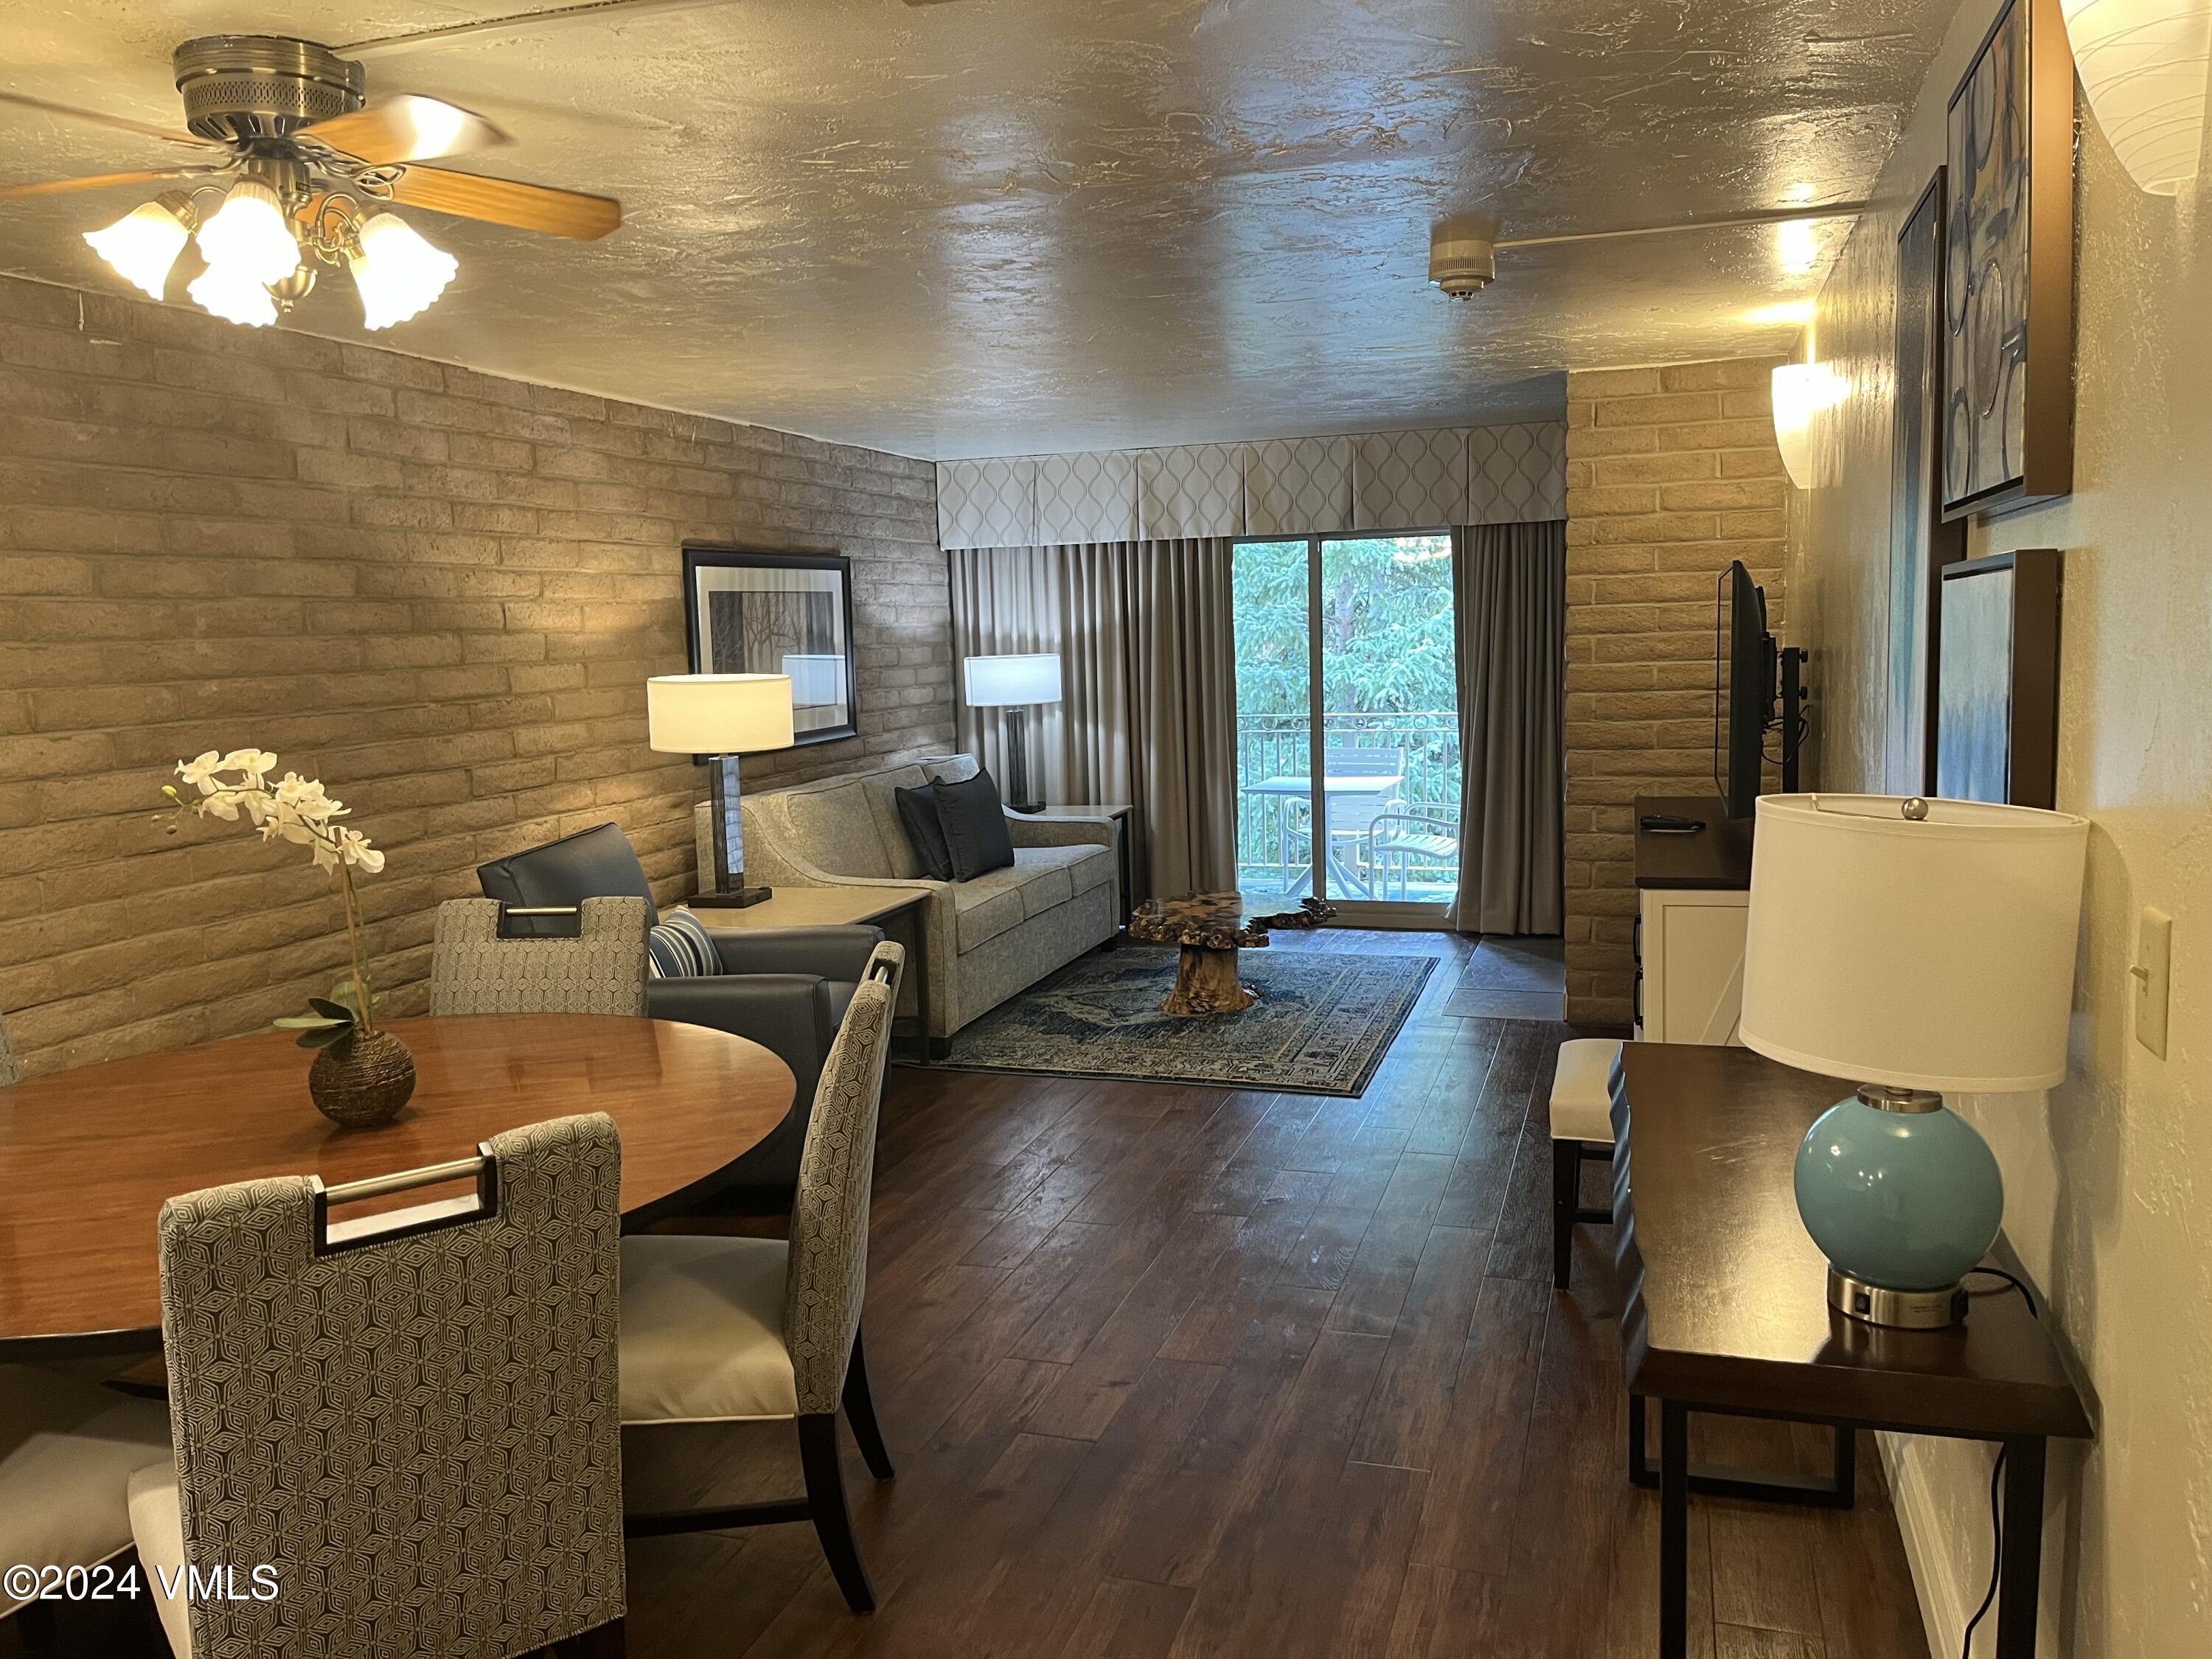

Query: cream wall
[1792,3,2212,1653]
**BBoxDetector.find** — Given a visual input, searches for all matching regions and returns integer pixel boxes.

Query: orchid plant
[163,749,389,1048]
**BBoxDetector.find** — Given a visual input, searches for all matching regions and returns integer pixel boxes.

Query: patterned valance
[937,422,1565,550]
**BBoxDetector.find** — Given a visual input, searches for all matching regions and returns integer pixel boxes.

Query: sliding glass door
[1231,533,1462,922]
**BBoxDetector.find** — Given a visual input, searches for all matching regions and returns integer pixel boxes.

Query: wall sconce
[1771,362,1847,490]
[2061,0,2211,194]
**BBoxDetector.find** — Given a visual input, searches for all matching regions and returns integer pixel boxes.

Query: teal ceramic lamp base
[1794,1085,2004,1329]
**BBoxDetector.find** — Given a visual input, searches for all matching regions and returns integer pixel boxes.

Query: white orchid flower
[311,839,341,873]
[177,751,224,795]
[201,790,242,821]
[274,773,338,818]
[339,830,384,874]
[219,748,278,782]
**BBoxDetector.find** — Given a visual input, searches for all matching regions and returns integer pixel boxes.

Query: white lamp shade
[781,653,849,706]
[964,653,1063,706]
[1740,795,2090,1093]
[83,200,190,299]
[2062,0,2211,195]
[646,673,795,755]
[1770,363,1846,490]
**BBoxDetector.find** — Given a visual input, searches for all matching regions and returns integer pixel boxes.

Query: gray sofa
[732,755,1119,1047]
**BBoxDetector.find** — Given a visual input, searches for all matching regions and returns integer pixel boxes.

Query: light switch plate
[2134,907,2173,1059]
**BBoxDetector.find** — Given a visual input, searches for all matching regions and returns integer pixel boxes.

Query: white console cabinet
[1635,887,1749,1045]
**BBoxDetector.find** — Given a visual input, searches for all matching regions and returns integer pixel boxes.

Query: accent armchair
[476,823,883,1203]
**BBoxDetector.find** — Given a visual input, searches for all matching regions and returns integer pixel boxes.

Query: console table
[1614,1042,2093,1659]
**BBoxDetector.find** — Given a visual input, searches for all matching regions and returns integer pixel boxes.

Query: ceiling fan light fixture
[186,262,279,327]
[195,178,301,287]
[83,198,192,298]
[349,212,457,330]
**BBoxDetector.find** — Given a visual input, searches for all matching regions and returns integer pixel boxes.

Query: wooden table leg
[1660,1399,1689,1659]
[1994,1437,2046,1658]
[1161,945,1257,1016]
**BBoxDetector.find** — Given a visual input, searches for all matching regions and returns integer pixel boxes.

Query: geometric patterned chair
[428,896,650,1018]
[128,1114,629,1658]
[619,942,905,1613]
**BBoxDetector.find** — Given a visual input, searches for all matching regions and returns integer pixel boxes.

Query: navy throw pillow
[894,783,955,881]
[930,767,1017,881]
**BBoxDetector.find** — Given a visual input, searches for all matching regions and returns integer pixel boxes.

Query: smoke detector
[1429,214,1498,299]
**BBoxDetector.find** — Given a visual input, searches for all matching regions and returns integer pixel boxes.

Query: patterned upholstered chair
[620,942,904,1613]
[428,896,650,1017]
[128,1114,628,1658]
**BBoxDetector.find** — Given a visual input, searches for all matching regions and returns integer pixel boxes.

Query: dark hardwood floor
[10,931,1929,1659]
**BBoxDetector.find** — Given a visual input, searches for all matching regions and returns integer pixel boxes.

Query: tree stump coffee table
[1127,890,1337,1015]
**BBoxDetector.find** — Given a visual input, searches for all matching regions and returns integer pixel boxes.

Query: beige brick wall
[0,274,948,1077]
[1562,356,1788,1026]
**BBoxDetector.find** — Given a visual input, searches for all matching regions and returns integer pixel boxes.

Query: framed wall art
[1941,0,2075,521]
[1935,549,2061,808]
[1886,170,1969,796]
[681,546,859,747]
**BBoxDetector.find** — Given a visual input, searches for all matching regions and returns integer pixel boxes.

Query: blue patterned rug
[931,945,1436,1096]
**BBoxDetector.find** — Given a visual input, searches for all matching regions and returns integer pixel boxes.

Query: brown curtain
[949,539,1237,900]
[1450,521,1567,934]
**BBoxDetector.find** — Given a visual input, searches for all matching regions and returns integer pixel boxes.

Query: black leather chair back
[478,823,661,934]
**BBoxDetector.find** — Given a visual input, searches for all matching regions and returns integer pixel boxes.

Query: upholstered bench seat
[1549,1037,1625,1290]
[0,1365,172,1617]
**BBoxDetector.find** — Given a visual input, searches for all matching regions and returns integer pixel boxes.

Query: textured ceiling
[0,0,1949,459]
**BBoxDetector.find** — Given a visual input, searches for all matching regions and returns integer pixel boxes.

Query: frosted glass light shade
[194,181,299,288]
[349,213,459,330]
[781,653,849,706]
[647,674,795,756]
[83,200,190,299]
[964,653,1063,706]
[1741,794,2090,1093]
[185,264,278,327]
[1770,362,1846,489]
[2062,0,2211,194]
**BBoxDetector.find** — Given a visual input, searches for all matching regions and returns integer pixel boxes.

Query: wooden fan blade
[0,90,218,150]
[386,165,620,240]
[0,167,218,201]
[300,94,507,165]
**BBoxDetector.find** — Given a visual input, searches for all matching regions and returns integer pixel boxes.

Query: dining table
[0,1013,795,1363]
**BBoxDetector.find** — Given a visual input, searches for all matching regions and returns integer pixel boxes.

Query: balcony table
[1238,773,1406,899]
[0,1013,794,1362]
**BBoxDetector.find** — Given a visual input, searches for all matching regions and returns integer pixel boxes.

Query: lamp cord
[1958,1269,2039,1658]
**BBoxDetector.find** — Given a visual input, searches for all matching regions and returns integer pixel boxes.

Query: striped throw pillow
[647,909,720,978]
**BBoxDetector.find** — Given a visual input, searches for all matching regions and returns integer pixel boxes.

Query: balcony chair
[620,944,904,1613]
[477,823,882,1212]
[1366,809,1461,902]
[129,1114,629,1658]
[1314,745,1405,898]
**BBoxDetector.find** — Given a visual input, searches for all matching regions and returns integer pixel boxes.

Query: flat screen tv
[1715,560,1777,819]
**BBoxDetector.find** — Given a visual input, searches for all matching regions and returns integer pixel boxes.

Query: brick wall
[1562,357,1788,1026]
[0,274,948,1077]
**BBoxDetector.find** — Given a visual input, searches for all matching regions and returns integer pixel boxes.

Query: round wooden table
[0,1014,794,1360]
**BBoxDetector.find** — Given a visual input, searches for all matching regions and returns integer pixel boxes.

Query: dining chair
[0,1363,173,1652]
[129,1113,629,1658]
[429,895,650,1017]
[619,942,905,1613]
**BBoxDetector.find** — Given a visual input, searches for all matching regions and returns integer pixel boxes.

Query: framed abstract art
[681,546,859,748]
[1887,170,1968,795]
[1941,0,2075,521]
[1935,549,2061,808]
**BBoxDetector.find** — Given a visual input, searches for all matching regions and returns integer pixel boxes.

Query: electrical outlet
[2132,908,2173,1059]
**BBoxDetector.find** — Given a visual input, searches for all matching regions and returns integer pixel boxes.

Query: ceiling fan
[1427,203,1867,298]
[0,34,622,331]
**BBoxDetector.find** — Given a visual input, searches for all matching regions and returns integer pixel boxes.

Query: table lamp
[963,653,1062,814]
[647,673,795,907]
[1740,793,2089,1329]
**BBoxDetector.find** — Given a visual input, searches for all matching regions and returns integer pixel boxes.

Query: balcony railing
[1235,711,1462,902]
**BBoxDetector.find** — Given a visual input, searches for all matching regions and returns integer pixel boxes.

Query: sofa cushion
[647,910,720,978]
[893,785,954,881]
[932,768,1017,881]
[950,867,1029,952]
[1020,842,1116,901]
[1009,849,1073,916]
[780,782,892,879]
[859,765,932,879]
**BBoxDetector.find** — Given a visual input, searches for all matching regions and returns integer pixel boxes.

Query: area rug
[931,946,1437,1096]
